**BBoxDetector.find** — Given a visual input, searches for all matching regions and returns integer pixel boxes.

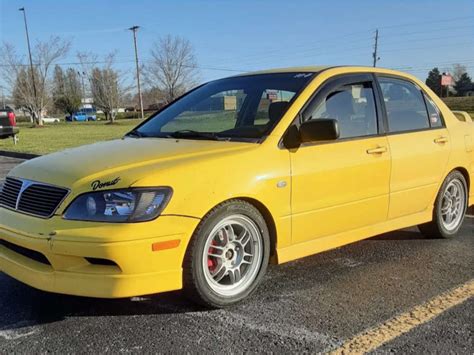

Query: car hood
[9,138,254,189]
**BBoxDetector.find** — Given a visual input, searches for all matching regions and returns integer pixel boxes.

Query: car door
[376,76,451,219]
[289,74,391,244]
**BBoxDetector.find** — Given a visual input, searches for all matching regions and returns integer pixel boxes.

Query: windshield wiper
[168,130,229,141]
[126,129,230,141]
[125,129,147,138]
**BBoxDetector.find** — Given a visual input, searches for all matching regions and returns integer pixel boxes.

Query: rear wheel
[418,171,468,239]
[183,200,270,308]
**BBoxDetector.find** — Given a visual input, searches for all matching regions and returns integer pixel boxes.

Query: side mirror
[299,118,340,143]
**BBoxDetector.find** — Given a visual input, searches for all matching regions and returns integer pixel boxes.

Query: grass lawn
[0,112,239,156]
[0,120,142,155]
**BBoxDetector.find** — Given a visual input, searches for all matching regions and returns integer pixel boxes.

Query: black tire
[183,200,270,308]
[418,171,468,239]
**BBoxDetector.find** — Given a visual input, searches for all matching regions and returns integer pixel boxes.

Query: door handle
[367,146,388,155]
[434,136,449,144]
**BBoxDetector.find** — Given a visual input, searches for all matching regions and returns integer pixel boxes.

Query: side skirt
[276,210,432,264]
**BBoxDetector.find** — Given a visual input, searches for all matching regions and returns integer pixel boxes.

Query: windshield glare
[135,73,315,141]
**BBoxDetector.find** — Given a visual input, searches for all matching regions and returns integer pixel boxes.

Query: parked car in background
[66,108,97,122]
[0,106,19,144]
[42,117,61,124]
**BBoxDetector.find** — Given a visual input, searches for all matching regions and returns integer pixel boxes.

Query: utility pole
[372,29,379,67]
[128,25,144,119]
[77,71,86,106]
[19,7,38,119]
[0,86,5,109]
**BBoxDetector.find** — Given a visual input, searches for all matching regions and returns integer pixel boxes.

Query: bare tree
[52,65,82,116]
[144,35,199,103]
[79,53,128,123]
[0,37,70,125]
[452,63,467,82]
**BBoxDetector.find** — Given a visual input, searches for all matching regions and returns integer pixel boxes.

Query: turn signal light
[152,240,180,251]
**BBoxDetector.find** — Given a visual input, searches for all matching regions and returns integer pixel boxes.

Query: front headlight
[64,187,172,222]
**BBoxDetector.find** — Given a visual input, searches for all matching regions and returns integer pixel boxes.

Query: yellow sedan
[1,66,473,307]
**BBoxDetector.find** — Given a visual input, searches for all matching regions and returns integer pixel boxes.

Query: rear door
[376,76,451,219]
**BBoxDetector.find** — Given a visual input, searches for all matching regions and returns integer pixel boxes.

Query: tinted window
[136,73,314,141]
[379,78,430,133]
[424,94,443,128]
[305,82,378,139]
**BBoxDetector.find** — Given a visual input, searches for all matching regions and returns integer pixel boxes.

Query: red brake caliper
[208,240,217,271]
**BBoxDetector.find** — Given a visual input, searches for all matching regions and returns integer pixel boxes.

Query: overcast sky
[1,0,473,90]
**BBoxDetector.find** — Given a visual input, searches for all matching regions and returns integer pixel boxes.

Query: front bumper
[0,208,200,298]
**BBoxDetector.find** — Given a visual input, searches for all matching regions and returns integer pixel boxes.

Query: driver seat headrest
[268,101,289,124]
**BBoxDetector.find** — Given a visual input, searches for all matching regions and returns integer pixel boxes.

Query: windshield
[132,72,315,142]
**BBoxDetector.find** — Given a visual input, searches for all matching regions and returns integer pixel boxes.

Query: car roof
[234,65,415,80]
[237,66,332,76]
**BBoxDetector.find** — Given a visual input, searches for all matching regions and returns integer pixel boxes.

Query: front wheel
[183,200,270,308]
[418,171,468,238]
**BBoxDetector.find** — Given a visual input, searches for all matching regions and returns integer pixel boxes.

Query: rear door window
[378,77,430,133]
[423,94,443,128]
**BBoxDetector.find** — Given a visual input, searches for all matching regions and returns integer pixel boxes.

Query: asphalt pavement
[0,156,472,353]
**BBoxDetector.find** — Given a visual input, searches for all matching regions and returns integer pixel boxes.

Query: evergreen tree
[453,72,472,97]
[425,68,441,95]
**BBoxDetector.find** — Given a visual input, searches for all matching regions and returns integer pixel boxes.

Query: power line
[214,34,473,69]
[0,59,249,73]
[211,33,374,66]
[5,43,474,73]
[378,25,474,40]
[2,14,473,80]
[376,32,474,48]
[142,26,374,57]
[211,23,473,68]
[375,15,474,30]
[394,59,474,70]
[378,41,474,54]
[392,64,474,71]
[5,14,472,77]
[194,19,473,67]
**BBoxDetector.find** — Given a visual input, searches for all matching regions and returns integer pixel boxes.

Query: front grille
[0,177,22,209]
[0,239,51,265]
[0,177,69,218]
